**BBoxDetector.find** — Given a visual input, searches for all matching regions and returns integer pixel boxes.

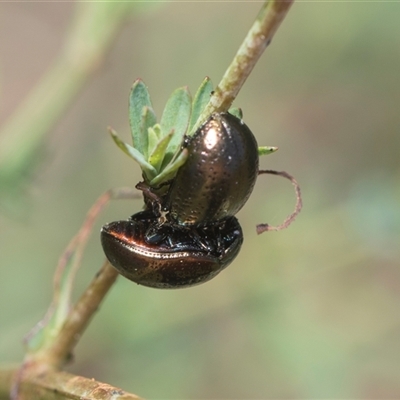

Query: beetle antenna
[256,169,302,234]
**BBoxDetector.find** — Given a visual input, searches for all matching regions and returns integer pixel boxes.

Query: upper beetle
[166,112,259,226]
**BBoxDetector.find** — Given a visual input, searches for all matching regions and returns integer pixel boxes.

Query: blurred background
[1,1,400,398]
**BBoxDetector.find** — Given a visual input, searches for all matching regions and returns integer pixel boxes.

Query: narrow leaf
[228,107,243,119]
[160,129,186,170]
[140,106,157,159]
[150,148,189,186]
[148,130,174,172]
[258,146,278,156]
[147,125,161,158]
[160,86,191,156]
[108,127,157,180]
[188,77,213,135]
[129,79,152,154]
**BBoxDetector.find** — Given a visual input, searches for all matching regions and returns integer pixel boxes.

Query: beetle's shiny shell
[166,112,259,226]
[101,211,243,289]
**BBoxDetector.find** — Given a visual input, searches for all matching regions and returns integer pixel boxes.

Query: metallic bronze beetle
[101,112,259,289]
[166,112,259,225]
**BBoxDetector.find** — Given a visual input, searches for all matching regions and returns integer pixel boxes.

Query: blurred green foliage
[1,2,400,399]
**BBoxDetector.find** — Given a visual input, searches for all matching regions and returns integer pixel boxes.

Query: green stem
[39,261,119,370]
[196,0,294,129]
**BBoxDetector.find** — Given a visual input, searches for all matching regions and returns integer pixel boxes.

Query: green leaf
[129,79,152,155]
[160,86,191,157]
[160,134,183,171]
[140,106,157,159]
[228,107,243,119]
[150,148,189,186]
[148,130,174,172]
[258,146,278,156]
[108,127,157,180]
[147,124,162,158]
[188,77,213,135]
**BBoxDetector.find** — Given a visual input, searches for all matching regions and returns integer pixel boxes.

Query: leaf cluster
[110,78,208,186]
[109,78,258,188]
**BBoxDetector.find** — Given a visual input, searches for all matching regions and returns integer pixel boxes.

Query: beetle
[166,112,259,225]
[101,112,259,289]
[101,211,243,289]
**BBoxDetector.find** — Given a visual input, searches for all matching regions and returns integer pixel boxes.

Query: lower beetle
[101,211,243,289]
[101,112,259,289]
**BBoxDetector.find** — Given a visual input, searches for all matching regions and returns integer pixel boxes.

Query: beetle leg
[256,169,303,233]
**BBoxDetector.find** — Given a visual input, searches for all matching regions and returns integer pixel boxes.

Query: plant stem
[197,0,294,128]
[1,366,142,400]
[41,260,119,369]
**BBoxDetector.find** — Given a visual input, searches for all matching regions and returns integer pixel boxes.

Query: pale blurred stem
[196,0,294,129]
[0,2,138,181]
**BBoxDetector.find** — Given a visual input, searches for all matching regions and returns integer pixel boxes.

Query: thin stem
[42,260,119,369]
[196,0,294,128]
